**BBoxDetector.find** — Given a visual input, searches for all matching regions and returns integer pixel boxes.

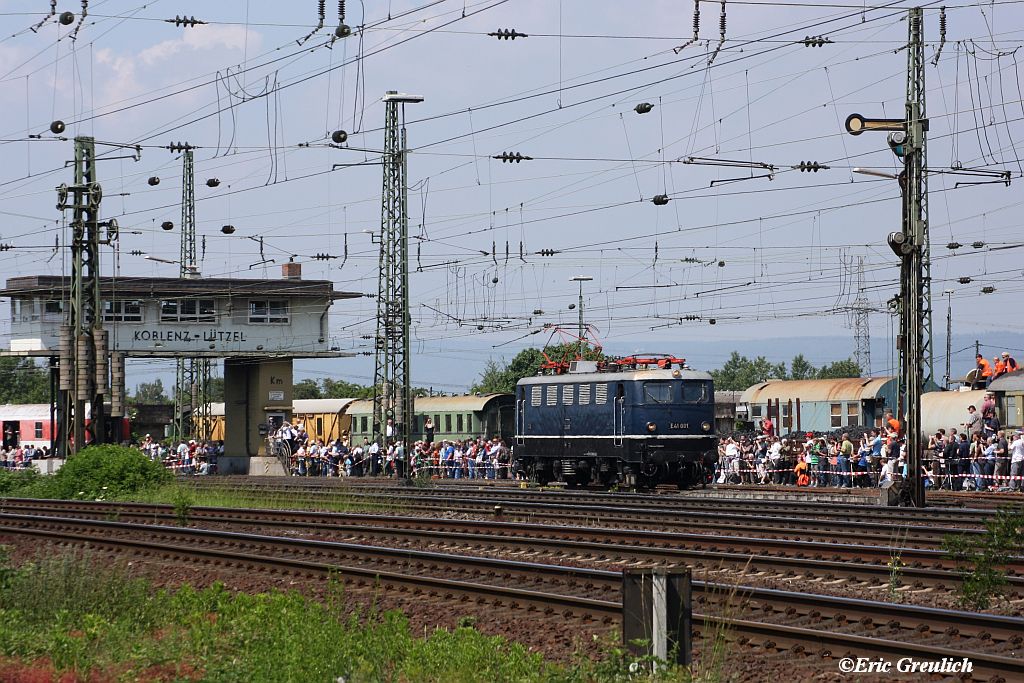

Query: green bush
[0,468,43,496]
[43,445,171,500]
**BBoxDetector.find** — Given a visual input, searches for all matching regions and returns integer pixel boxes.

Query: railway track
[185,476,1001,527]
[173,483,989,549]
[0,511,1020,681]
[3,499,1022,595]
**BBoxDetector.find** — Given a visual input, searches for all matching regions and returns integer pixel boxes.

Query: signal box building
[1,265,361,473]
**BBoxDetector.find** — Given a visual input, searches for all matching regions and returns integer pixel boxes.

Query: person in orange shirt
[1003,351,1019,373]
[974,354,993,389]
[883,409,901,435]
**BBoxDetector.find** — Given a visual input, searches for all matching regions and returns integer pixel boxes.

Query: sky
[0,0,1022,393]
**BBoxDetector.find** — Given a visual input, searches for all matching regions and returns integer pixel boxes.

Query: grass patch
[943,508,1024,610]
[0,551,695,682]
[126,482,406,514]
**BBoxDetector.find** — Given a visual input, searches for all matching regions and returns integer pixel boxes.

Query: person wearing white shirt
[1010,432,1024,492]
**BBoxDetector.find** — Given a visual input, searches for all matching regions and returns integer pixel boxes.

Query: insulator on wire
[161,221,174,231]
[801,35,833,47]
[147,176,160,186]
[673,0,700,54]
[165,15,206,28]
[958,277,972,284]
[652,194,670,205]
[795,161,829,172]
[538,249,560,256]
[981,286,996,294]
[168,141,193,152]
[932,7,947,66]
[334,0,350,38]
[206,178,220,187]
[493,151,532,163]
[707,0,726,65]
[488,28,528,40]
[297,0,327,45]
[59,11,75,25]
[634,102,654,114]
[50,120,65,134]
[946,242,962,250]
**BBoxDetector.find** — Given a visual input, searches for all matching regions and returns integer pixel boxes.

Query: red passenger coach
[0,404,129,450]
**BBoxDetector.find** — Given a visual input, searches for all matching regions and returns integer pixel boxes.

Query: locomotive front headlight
[647,422,657,433]
[672,369,681,378]
[701,421,712,432]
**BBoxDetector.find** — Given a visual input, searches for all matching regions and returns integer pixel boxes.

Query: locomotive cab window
[643,382,672,404]
[682,382,708,403]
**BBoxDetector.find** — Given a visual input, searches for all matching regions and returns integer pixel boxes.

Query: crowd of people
[0,444,50,470]
[972,351,1019,388]
[139,434,222,475]
[270,420,513,479]
[719,397,1024,492]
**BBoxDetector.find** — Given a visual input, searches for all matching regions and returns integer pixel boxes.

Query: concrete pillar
[222,357,292,474]
[622,567,692,667]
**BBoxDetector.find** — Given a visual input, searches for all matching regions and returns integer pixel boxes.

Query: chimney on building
[282,259,301,280]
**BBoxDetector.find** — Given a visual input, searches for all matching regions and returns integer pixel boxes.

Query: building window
[360,416,368,433]
[103,300,143,322]
[248,299,289,324]
[445,414,452,432]
[316,417,323,435]
[546,385,557,406]
[781,403,790,417]
[34,422,43,439]
[595,383,608,404]
[434,415,441,432]
[531,386,542,407]
[44,300,63,314]
[830,403,842,428]
[752,405,763,417]
[161,298,215,323]
[847,403,860,427]
[466,413,473,432]
[562,385,575,405]
[578,384,591,405]
[456,414,464,432]
[643,382,672,404]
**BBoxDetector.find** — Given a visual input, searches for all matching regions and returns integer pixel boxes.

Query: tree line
[0,349,860,404]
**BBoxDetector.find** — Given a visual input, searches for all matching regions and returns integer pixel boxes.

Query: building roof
[0,275,363,301]
[0,404,52,421]
[291,398,359,413]
[988,369,1024,392]
[346,394,511,415]
[739,377,896,404]
[205,398,358,417]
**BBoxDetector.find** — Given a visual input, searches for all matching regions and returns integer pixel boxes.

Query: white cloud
[138,25,261,66]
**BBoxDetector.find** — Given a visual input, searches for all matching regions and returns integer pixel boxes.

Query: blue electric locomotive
[513,357,717,489]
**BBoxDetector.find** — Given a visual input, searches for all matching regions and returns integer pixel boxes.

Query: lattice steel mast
[56,137,106,454]
[902,7,930,507]
[373,91,422,456]
[851,256,872,375]
[172,145,211,440]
